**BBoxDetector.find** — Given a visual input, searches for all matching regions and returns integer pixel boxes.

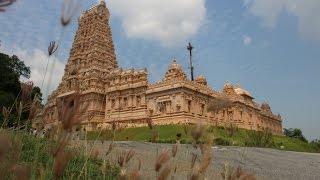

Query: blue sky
[0,0,319,139]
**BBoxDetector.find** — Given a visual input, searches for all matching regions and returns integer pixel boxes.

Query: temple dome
[163,58,187,81]
[234,87,253,98]
[261,102,272,113]
[169,58,181,70]
[195,74,207,86]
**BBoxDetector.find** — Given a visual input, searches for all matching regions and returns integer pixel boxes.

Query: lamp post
[187,42,194,81]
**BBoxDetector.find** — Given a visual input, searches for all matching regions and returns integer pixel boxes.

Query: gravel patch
[71,141,320,180]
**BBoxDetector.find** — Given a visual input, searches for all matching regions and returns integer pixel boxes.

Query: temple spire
[59,1,117,93]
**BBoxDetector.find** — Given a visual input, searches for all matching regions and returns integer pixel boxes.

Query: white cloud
[244,0,320,42]
[243,35,252,46]
[3,48,65,100]
[107,0,206,46]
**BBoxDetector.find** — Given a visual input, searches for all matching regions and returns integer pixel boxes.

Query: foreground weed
[221,164,256,180]
[0,0,16,11]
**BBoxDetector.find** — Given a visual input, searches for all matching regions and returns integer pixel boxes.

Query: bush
[180,138,192,144]
[225,123,238,137]
[206,125,215,133]
[309,139,320,152]
[245,129,274,148]
[284,128,308,143]
[214,137,231,146]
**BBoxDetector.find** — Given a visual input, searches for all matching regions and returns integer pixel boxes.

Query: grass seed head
[53,150,73,180]
[191,153,197,169]
[57,93,87,132]
[171,141,180,158]
[48,41,58,56]
[183,125,189,135]
[227,166,257,180]
[39,164,45,180]
[0,0,16,12]
[101,159,106,177]
[118,169,127,180]
[118,150,135,168]
[128,168,142,180]
[191,123,203,142]
[106,142,114,156]
[146,117,153,129]
[20,81,33,104]
[90,148,99,160]
[117,150,126,167]
[28,94,41,120]
[13,164,31,180]
[61,0,79,27]
[151,128,158,143]
[200,136,213,174]
[190,163,200,180]
[111,121,117,131]
[157,165,171,180]
[125,149,135,164]
[2,106,11,120]
[0,133,10,160]
[240,174,256,180]
[155,149,171,172]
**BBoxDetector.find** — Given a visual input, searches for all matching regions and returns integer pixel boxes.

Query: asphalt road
[72,141,320,180]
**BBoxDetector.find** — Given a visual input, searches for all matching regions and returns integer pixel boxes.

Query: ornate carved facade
[36,1,282,135]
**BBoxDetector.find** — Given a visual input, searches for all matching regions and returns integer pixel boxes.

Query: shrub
[214,137,231,146]
[245,129,274,148]
[180,138,192,144]
[284,128,308,143]
[225,123,238,137]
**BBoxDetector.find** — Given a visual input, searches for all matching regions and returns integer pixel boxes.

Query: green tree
[31,86,43,103]
[283,128,308,142]
[0,52,41,128]
[0,53,32,91]
[310,139,320,152]
[0,52,24,109]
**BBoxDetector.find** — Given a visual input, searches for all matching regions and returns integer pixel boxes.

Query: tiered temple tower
[62,0,118,93]
[45,1,118,127]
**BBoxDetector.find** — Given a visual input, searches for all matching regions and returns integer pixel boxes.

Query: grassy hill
[87,124,320,153]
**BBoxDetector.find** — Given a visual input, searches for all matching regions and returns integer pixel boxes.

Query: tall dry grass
[0,0,16,12]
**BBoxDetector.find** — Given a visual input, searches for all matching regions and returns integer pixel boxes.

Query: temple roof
[195,74,207,85]
[163,58,187,81]
[234,86,253,98]
[196,74,206,80]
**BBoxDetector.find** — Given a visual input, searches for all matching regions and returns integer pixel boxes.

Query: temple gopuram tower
[43,1,118,129]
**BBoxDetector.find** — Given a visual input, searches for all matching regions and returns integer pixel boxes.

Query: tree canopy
[0,53,22,97]
[283,128,308,142]
[0,52,42,128]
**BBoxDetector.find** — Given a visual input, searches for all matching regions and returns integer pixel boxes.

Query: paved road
[72,141,320,180]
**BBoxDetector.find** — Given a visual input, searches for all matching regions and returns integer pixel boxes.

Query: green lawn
[87,125,320,153]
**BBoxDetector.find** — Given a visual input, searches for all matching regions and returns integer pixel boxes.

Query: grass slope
[0,130,119,179]
[87,125,320,153]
